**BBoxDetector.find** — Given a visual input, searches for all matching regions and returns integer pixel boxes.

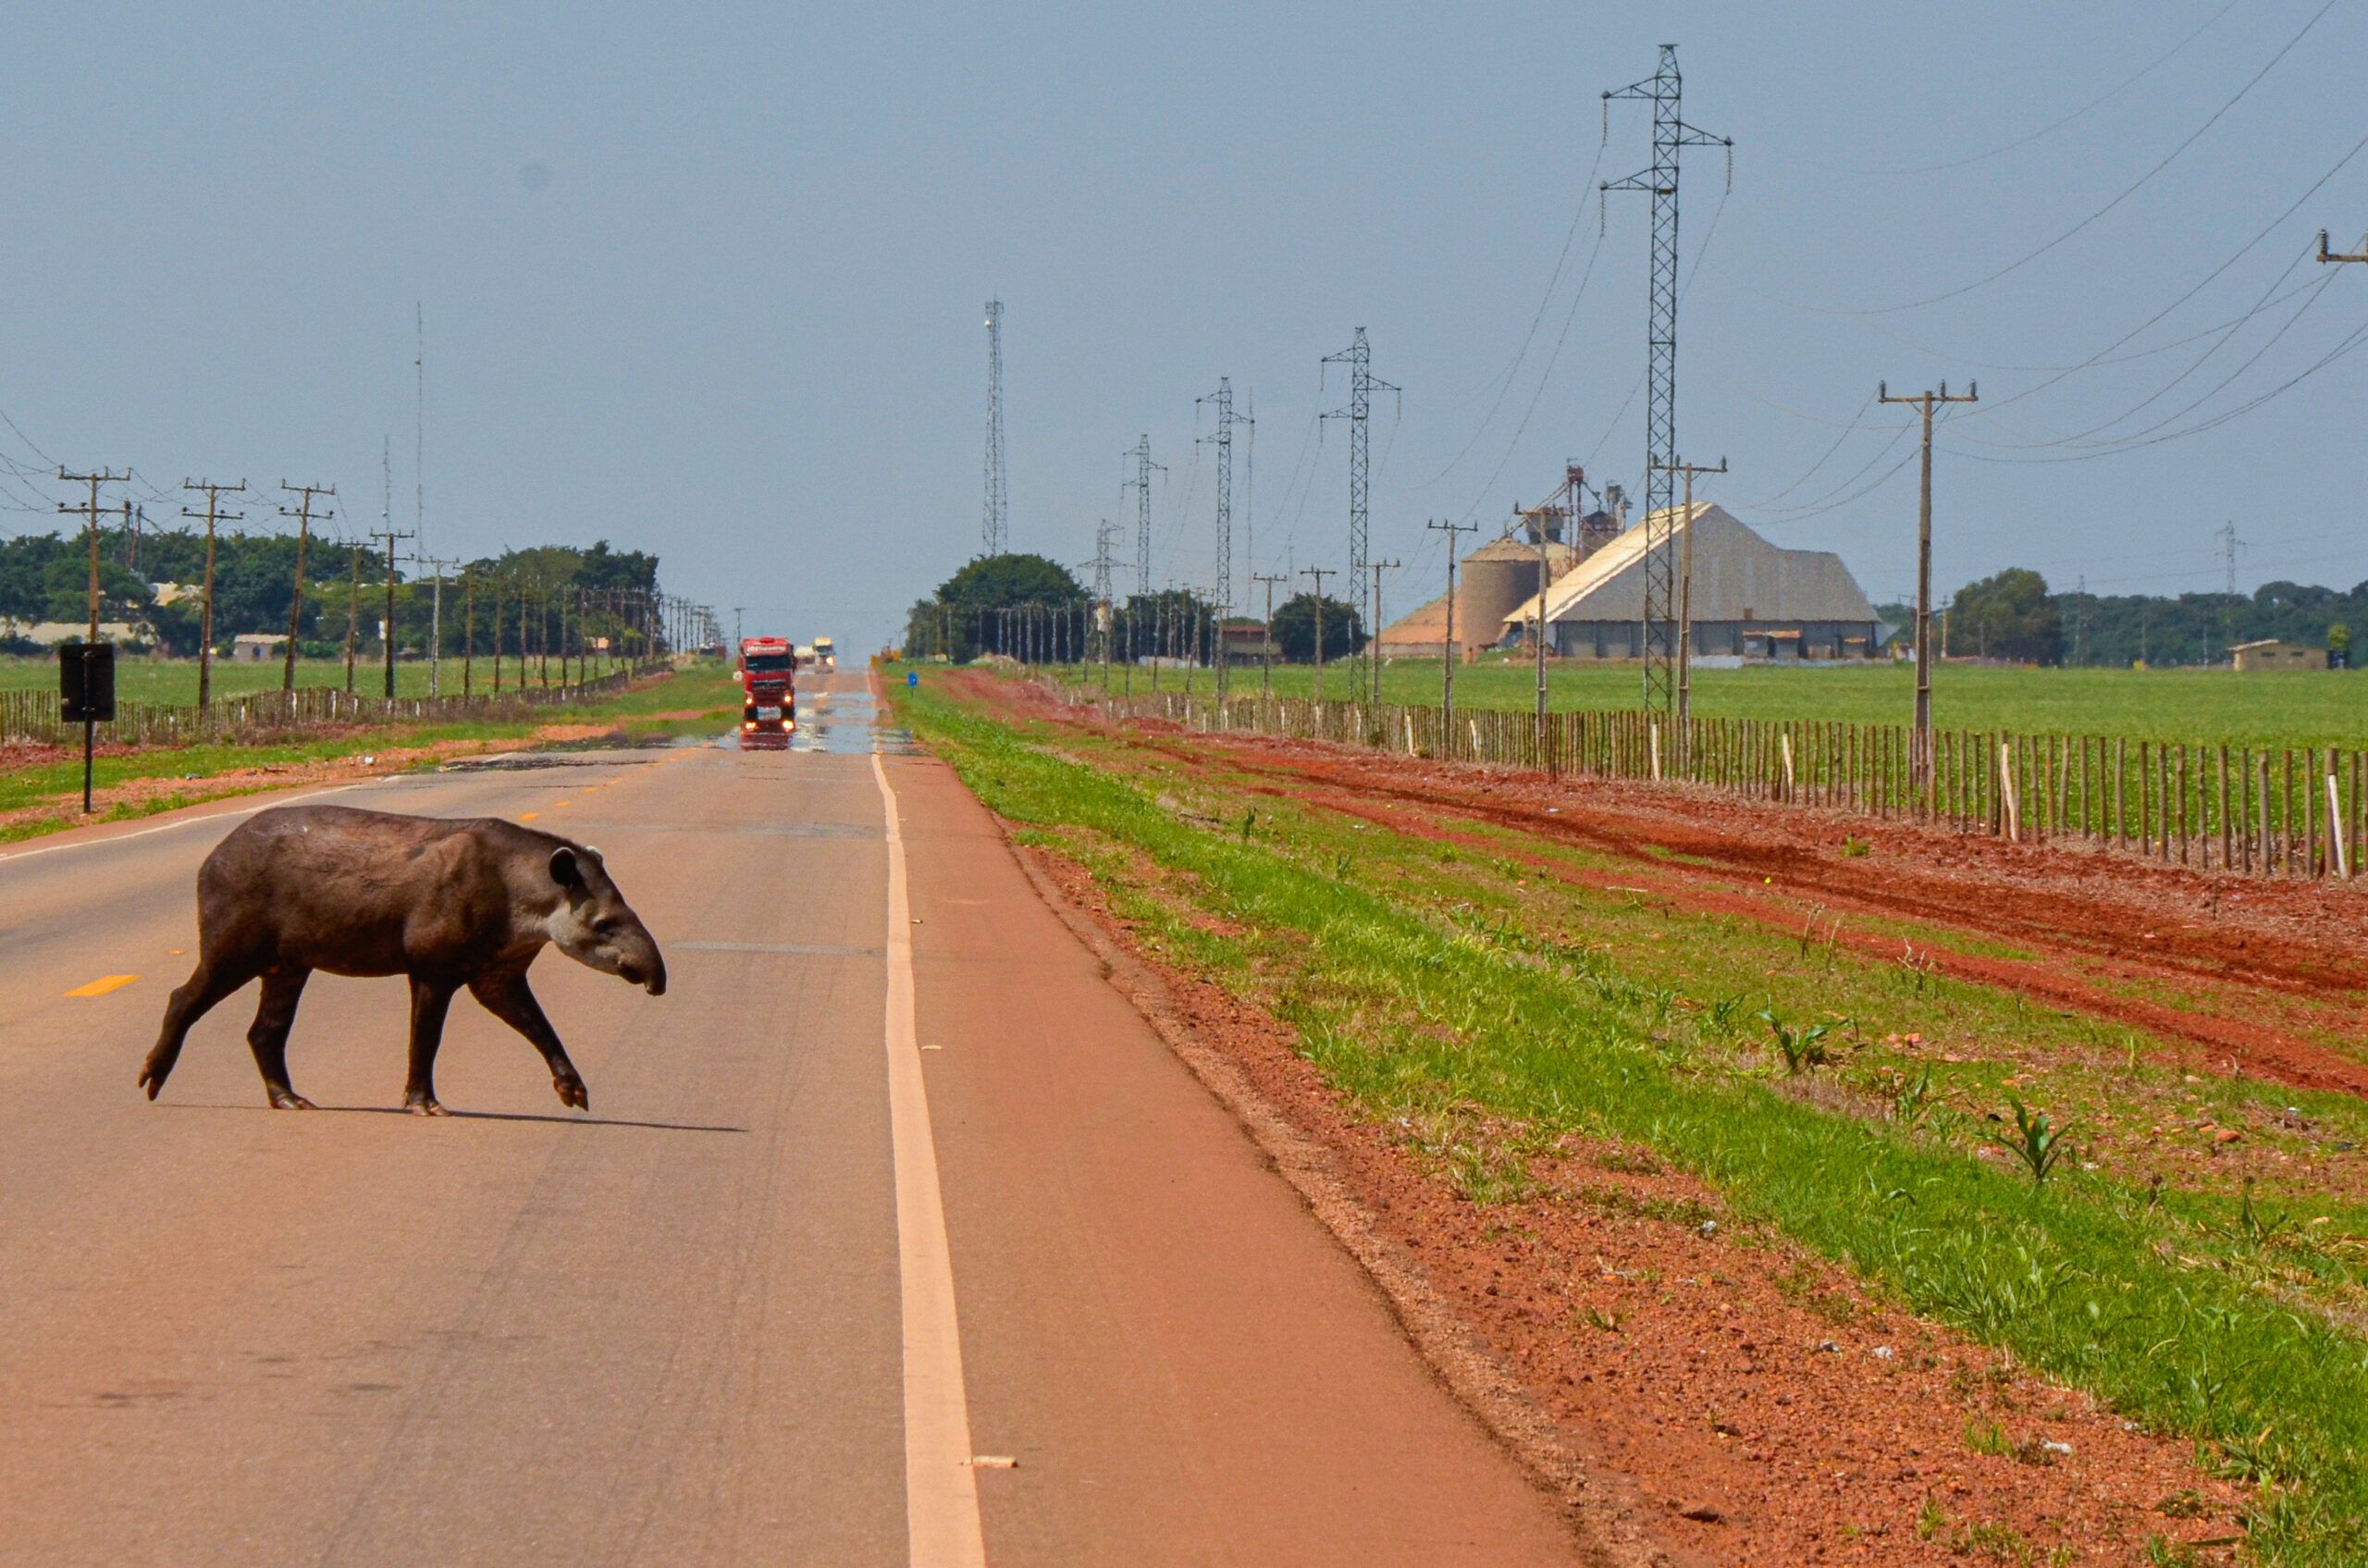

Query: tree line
[902,553,1368,664]
[1883,569,2362,667]
[0,525,661,661]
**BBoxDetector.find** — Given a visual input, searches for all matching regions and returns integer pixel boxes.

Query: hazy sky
[3,1,2364,647]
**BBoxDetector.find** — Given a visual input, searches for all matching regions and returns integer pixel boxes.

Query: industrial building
[1375,473,1621,660]
[1498,502,1880,661]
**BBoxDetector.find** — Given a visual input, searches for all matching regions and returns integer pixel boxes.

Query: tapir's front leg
[467,970,588,1111]
[403,976,459,1116]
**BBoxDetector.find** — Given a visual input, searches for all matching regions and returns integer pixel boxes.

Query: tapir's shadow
[155,1103,745,1133]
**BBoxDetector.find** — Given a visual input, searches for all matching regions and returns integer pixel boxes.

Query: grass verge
[898,675,2368,1565]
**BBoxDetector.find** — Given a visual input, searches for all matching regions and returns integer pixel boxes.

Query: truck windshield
[745,655,793,672]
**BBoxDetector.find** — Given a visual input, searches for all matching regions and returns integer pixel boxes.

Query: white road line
[870,750,988,1567]
[0,782,375,867]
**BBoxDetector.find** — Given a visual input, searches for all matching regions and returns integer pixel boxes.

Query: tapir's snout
[626,949,667,996]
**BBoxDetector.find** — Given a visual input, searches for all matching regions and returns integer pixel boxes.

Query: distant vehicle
[813,636,835,670]
[737,636,796,739]
[795,644,816,661]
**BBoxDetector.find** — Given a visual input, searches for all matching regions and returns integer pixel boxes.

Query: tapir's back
[200,806,519,976]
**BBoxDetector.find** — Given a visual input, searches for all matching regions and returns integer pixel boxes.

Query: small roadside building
[2229,638,2327,672]
[230,633,285,662]
[1501,502,1881,661]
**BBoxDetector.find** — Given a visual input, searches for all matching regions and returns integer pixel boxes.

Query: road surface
[0,673,1582,1565]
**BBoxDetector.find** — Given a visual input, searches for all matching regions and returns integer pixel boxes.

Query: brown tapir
[138,804,666,1115]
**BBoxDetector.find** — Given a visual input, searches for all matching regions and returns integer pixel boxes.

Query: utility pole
[982,301,1008,555]
[1605,44,1730,713]
[373,522,414,698]
[1516,466,1586,761]
[1648,455,1725,735]
[1125,436,1164,596]
[1879,380,1977,777]
[1323,328,1398,699]
[1426,520,1477,754]
[1252,573,1286,698]
[734,607,746,648]
[415,554,453,697]
[180,478,244,708]
[1367,558,1399,706]
[57,467,130,646]
[340,538,364,693]
[2318,229,2368,266]
[462,568,475,697]
[278,484,334,693]
[1300,566,1336,703]
[1092,522,1116,688]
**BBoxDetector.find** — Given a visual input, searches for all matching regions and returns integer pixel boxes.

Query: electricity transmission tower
[982,300,1008,555]
[2215,522,2245,596]
[1603,44,1729,713]
[1198,377,1250,614]
[1321,328,1398,636]
[1124,436,1164,597]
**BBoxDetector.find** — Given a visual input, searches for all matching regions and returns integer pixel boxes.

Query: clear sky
[2,1,2363,648]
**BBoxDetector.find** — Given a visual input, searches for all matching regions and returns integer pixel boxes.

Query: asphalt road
[0,673,1581,1566]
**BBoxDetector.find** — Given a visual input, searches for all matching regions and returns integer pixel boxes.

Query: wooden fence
[0,661,663,749]
[1088,686,2362,881]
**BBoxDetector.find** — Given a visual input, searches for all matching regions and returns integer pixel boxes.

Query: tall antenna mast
[414,302,425,548]
[982,300,1008,555]
[1604,44,1729,712]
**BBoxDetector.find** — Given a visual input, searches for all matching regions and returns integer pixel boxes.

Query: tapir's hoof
[268,1091,316,1110]
[137,1058,173,1100]
[554,1077,589,1112]
[405,1095,450,1117]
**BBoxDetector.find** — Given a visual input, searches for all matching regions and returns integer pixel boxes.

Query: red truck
[737,636,797,742]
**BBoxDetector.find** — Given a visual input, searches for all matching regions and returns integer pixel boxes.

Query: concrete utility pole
[1426,519,1478,757]
[340,539,364,692]
[373,523,414,698]
[1879,380,1977,778]
[1648,455,1725,735]
[1367,558,1399,707]
[1300,566,1337,704]
[462,568,475,697]
[1252,573,1286,698]
[278,484,335,693]
[180,478,244,709]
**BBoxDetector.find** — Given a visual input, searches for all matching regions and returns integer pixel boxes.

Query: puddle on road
[712,686,919,757]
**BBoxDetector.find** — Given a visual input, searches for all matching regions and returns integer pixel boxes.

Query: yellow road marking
[519,811,539,821]
[66,975,138,997]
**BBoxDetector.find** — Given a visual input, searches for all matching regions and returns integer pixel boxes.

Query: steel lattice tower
[1604,46,1727,711]
[1126,435,1163,596]
[1198,377,1249,612]
[982,301,1008,555]
[1322,328,1396,610]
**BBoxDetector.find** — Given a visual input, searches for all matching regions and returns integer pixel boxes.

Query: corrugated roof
[1499,503,1875,632]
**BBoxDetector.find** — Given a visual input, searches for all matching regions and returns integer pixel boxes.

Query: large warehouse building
[1499,502,1881,661]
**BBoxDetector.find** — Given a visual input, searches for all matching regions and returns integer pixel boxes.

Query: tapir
[138,805,667,1115]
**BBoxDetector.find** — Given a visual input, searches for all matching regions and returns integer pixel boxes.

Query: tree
[1269,593,1365,664]
[1116,588,1216,666]
[1949,569,2060,664]
[934,552,1086,609]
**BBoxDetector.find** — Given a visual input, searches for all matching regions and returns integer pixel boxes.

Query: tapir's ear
[549,846,584,888]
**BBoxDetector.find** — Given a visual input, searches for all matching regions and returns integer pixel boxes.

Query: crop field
[1055,656,2368,749]
[900,668,2368,1563]
[0,653,625,704]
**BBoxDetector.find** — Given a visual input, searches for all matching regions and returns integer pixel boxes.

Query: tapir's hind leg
[246,967,314,1109]
[402,976,459,1117]
[139,956,260,1101]
[467,971,589,1111]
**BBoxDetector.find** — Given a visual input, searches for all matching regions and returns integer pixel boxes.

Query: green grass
[0,652,638,703]
[1043,655,2368,749]
[895,672,2368,1563]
